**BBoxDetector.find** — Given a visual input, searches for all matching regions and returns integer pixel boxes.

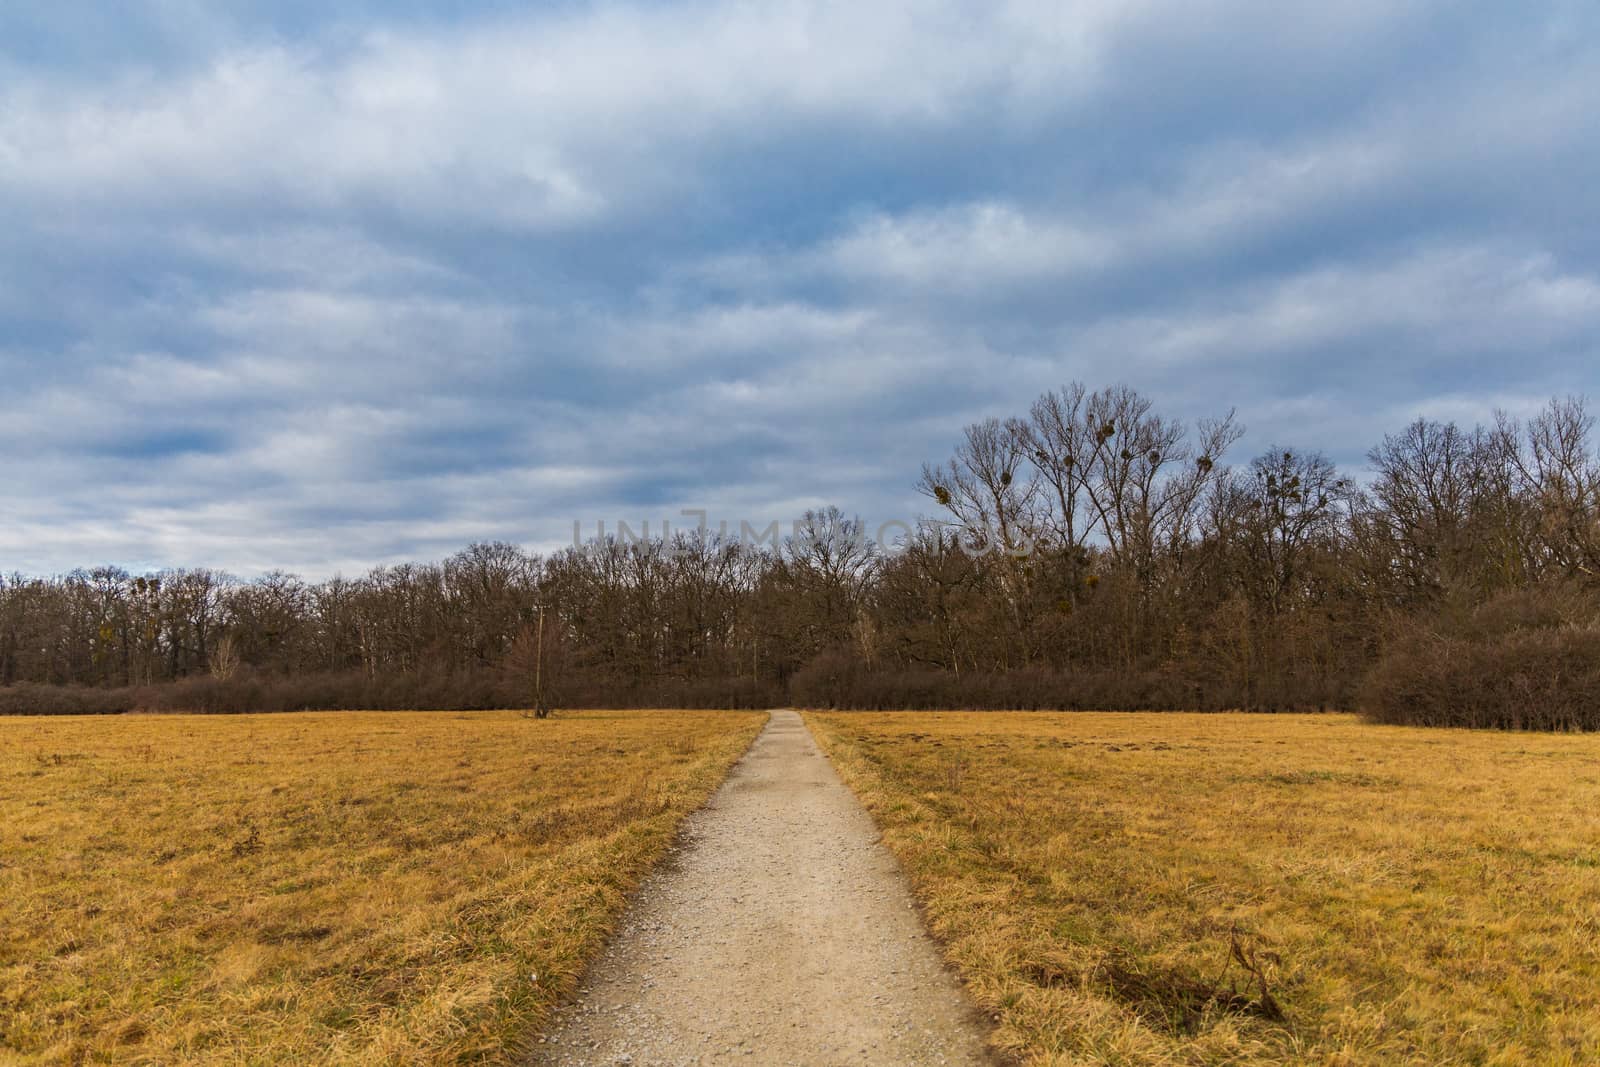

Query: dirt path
[533,710,992,1067]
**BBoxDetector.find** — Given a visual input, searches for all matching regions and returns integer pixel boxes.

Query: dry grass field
[808,711,1600,1067]
[0,709,765,1065]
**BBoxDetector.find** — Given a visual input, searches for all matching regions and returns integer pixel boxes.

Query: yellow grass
[807,711,1600,1067]
[0,709,764,1065]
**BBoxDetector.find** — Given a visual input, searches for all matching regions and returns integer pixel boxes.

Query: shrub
[1362,586,1600,731]
[0,684,139,715]
[0,670,784,715]
[787,651,1342,712]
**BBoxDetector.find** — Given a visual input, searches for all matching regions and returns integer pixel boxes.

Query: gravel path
[533,710,993,1067]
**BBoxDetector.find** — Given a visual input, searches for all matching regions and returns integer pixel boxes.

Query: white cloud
[0,1,1141,231]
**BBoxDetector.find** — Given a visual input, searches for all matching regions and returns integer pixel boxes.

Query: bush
[1361,626,1600,731]
[786,650,1340,712]
[1362,585,1600,730]
[0,669,784,716]
[0,684,140,715]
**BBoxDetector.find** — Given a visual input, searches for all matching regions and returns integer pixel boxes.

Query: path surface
[533,710,992,1067]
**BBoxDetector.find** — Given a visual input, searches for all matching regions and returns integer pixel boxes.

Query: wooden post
[534,605,546,718]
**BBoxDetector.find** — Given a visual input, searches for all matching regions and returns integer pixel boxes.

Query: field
[808,711,1600,1066]
[0,709,765,1065]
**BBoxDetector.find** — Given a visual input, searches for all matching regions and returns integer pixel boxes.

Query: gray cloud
[2,0,1598,576]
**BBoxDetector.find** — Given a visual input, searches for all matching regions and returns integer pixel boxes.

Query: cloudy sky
[3,1,1598,576]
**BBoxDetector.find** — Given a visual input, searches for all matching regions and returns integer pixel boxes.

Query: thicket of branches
[3,384,1597,727]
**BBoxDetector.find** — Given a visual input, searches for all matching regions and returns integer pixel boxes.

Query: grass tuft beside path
[807,710,1600,1066]
[1,709,764,1064]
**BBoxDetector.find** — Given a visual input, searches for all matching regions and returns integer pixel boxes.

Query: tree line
[3,383,1597,726]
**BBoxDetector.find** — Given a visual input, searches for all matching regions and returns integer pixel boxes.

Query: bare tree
[1524,397,1600,576]
[919,417,1039,554]
[208,633,241,682]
